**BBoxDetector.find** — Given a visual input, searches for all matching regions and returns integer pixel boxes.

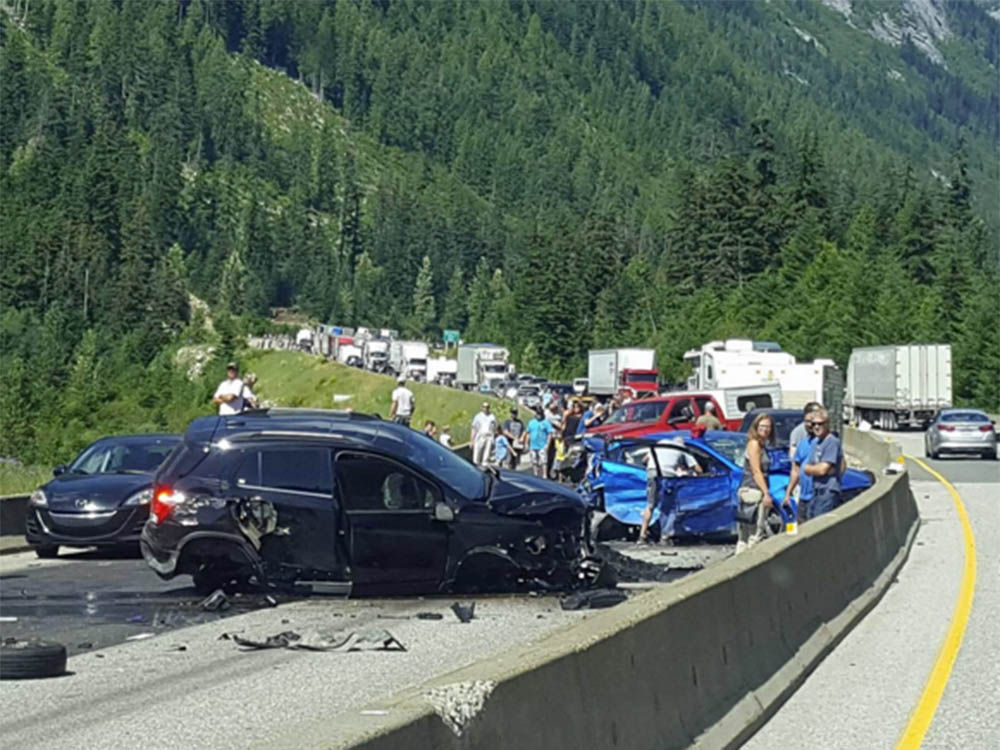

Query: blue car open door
[658,473,734,537]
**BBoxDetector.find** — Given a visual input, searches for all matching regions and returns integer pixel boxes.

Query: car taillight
[937,425,955,432]
[151,484,183,524]
[979,425,993,433]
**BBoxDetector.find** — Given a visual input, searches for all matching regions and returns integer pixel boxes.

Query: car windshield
[739,411,801,446]
[626,372,658,383]
[605,401,667,424]
[940,412,989,423]
[377,428,486,499]
[704,434,747,468]
[70,438,180,475]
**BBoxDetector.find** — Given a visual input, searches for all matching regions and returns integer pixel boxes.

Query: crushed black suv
[141,409,597,595]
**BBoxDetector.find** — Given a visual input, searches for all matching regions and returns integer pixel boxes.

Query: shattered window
[259,449,333,495]
[336,453,439,511]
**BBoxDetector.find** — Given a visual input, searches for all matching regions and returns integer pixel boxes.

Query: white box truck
[427,357,458,387]
[587,349,659,397]
[336,344,363,368]
[456,343,510,392]
[845,344,952,429]
[389,340,430,381]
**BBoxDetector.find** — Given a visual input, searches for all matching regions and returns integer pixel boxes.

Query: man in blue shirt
[783,431,817,523]
[803,408,845,520]
[526,409,555,478]
[492,424,510,469]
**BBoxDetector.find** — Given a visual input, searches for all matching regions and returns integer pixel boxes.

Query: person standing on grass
[471,401,498,468]
[390,376,415,427]
[502,407,526,469]
[526,408,555,478]
[491,422,510,471]
[439,425,453,449]
[212,362,256,415]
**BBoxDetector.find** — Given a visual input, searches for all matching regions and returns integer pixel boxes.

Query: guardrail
[259,427,918,750]
[0,494,29,537]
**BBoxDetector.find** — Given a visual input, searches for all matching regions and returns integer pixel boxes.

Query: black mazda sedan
[26,434,181,558]
[141,409,597,595]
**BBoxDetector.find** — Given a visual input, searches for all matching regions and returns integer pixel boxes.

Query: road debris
[559,588,628,611]
[450,602,476,623]
[416,612,444,620]
[200,590,230,612]
[0,617,17,623]
[229,627,406,653]
[125,632,156,642]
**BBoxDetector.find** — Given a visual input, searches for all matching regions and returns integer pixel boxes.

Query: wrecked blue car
[581,430,874,542]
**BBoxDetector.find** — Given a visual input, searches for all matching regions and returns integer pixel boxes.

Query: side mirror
[433,502,455,522]
[53,465,68,477]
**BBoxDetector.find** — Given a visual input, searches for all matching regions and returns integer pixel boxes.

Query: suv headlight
[123,488,153,506]
[29,489,48,507]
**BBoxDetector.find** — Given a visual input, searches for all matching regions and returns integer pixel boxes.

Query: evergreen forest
[1,0,998,465]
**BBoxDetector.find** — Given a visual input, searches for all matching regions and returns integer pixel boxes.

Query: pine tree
[410,255,436,337]
[441,266,466,331]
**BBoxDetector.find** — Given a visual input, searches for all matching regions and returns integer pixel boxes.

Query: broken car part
[231,627,406,653]
[450,602,476,623]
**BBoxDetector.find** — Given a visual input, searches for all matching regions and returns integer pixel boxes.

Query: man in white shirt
[212,362,256,416]
[390,376,415,427]
[471,402,498,468]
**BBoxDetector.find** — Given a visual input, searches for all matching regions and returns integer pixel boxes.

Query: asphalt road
[743,428,1000,750]
[0,548,286,656]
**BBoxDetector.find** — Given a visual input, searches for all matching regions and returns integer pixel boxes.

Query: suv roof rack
[234,408,381,421]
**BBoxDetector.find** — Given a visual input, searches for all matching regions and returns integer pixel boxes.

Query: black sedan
[26,434,181,558]
[141,409,599,595]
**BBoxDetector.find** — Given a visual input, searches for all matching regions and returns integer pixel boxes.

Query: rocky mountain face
[820,0,998,67]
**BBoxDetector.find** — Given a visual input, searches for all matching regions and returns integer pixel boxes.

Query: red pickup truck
[584,392,740,441]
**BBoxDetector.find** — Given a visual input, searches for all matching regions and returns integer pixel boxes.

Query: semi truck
[336,344,363,368]
[682,339,839,410]
[362,339,390,373]
[427,357,458,387]
[389,340,430,381]
[587,349,659,397]
[845,344,952,430]
[456,343,510,392]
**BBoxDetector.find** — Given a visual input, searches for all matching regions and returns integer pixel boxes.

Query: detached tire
[0,641,67,680]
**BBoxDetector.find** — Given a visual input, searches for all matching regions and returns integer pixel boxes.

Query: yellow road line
[896,455,977,749]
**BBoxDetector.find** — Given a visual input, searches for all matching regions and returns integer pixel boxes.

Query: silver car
[924,408,997,460]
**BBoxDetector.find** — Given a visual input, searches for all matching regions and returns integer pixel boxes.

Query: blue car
[581,430,874,541]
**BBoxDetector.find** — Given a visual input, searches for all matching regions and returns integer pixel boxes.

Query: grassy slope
[0,464,52,496]
[243,349,506,444]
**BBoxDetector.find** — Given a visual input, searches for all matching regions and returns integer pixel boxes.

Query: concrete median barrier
[259,428,918,750]
[0,494,29,536]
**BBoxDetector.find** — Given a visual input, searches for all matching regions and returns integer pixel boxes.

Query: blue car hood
[488,471,587,517]
[43,472,152,512]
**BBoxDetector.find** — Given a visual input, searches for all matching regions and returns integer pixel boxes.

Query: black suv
[141,409,594,595]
